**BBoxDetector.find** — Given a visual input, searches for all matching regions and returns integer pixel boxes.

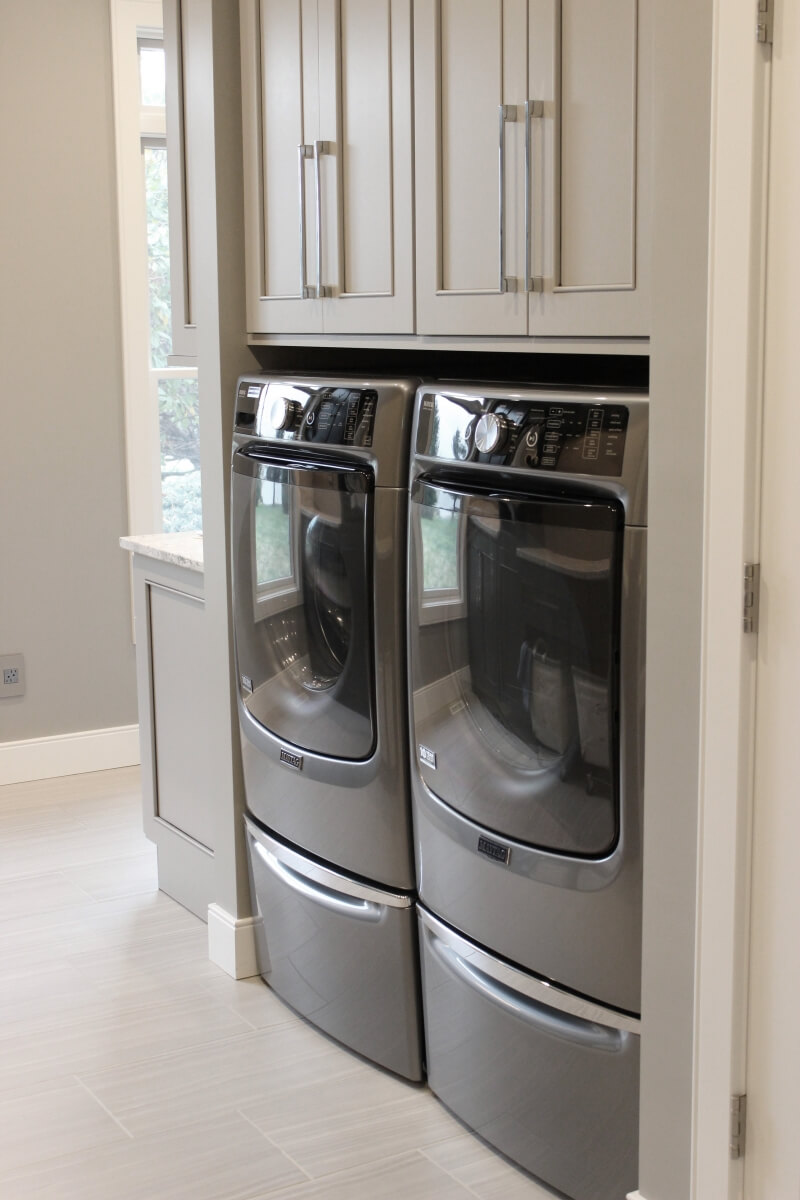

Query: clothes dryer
[231,374,422,1080]
[407,383,647,1198]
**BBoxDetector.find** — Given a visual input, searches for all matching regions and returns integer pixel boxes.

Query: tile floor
[0,766,558,1199]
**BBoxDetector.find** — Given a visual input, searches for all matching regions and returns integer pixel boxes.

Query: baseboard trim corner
[0,724,140,786]
[207,902,259,979]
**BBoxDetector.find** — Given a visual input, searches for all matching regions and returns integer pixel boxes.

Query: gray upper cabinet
[413,0,652,339]
[240,0,414,335]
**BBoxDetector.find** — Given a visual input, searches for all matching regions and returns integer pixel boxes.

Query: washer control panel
[235,379,378,447]
[417,390,630,478]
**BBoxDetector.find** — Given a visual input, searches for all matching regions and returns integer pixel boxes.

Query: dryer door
[409,477,624,857]
[232,446,375,760]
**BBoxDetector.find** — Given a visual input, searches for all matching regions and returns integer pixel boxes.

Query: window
[111,1,201,536]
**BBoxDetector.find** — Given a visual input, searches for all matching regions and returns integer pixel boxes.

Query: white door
[528,0,651,337]
[414,0,528,336]
[744,7,800,1193]
[240,0,323,333]
[317,0,414,334]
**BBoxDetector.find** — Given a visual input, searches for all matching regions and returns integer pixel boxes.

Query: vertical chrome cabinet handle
[313,140,330,299]
[525,100,544,293]
[497,105,518,294]
[297,144,313,299]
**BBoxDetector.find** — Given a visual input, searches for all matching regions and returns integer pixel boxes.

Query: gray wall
[0,0,137,741]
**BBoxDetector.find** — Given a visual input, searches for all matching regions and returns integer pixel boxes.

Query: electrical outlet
[0,654,25,698]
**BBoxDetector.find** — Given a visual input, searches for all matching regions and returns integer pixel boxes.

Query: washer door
[232,446,375,760]
[409,478,624,856]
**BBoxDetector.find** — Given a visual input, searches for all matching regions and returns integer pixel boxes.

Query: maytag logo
[240,674,253,694]
[418,744,437,770]
[279,748,303,771]
[477,836,510,865]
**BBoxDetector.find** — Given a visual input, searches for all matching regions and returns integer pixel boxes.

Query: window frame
[110,0,199,536]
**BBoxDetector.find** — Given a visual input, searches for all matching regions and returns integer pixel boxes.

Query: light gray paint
[180,0,260,919]
[128,550,215,921]
[639,0,714,1196]
[0,0,137,742]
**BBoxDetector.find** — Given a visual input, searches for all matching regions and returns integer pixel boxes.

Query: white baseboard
[627,1191,645,1199]
[0,724,140,786]
[207,902,259,979]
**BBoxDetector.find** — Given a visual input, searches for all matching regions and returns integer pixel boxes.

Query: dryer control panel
[235,379,378,447]
[417,391,630,478]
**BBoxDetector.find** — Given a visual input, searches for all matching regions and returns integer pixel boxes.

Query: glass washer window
[232,454,376,761]
[409,480,624,858]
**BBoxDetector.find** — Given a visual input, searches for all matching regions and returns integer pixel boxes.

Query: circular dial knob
[269,396,301,431]
[474,412,508,455]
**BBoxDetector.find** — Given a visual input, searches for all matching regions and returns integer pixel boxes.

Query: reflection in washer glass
[255,475,292,590]
[420,486,460,593]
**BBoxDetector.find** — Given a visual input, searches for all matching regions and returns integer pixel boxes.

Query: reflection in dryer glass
[410,483,624,856]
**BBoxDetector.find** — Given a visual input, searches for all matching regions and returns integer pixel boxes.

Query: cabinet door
[148,584,216,851]
[317,0,414,334]
[528,0,651,336]
[241,0,323,333]
[414,0,528,336]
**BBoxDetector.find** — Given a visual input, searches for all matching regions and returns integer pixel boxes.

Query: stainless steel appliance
[407,383,647,1198]
[231,374,423,1081]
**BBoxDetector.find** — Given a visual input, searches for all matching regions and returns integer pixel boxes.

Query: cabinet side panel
[559,0,637,288]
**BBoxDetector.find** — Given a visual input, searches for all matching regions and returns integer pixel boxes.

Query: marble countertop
[119,532,204,573]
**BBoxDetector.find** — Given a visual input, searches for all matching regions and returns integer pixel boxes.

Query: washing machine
[231,374,423,1081]
[407,383,647,1198]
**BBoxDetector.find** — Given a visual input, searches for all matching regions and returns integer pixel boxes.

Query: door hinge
[756,0,774,44]
[743,563,760,634]
[730,1093,747,1159]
